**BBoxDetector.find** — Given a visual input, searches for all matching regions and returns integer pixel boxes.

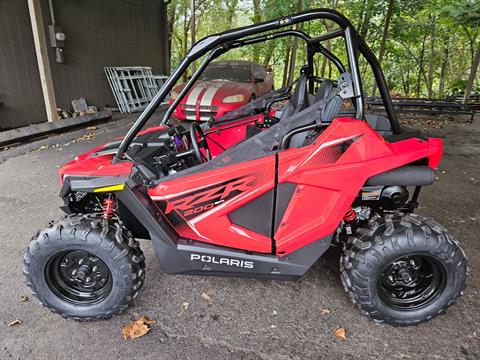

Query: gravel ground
[0,115,479,360]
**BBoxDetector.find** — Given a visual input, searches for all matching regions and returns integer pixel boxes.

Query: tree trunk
[427,15,436,99]
[191,0,196,73]
[263,41,276,66]
[460,24,476,67]
[359,0,375,40]
[438,44,448,98]
[320,20,329,77]
[167,0,178,68]
[415,33,427,98]
[371,0,394,97]
[405,68,410,96]
[282,40,292,87]
[252,0,262,63]
[225,0,238,28]
[463,41,480,105]
[182,4,190,81]
[356,0,367,31]
[287,0,303,84]
[320,1,338,78]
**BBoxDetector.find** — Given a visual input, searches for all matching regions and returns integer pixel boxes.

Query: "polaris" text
[190,254,254,269]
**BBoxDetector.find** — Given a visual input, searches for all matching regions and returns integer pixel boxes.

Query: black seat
[288,79,342,148]
[278,74,309,121]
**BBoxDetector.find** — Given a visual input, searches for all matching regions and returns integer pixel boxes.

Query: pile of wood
[366,97,476,121]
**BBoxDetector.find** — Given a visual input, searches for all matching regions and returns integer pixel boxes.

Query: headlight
[170,89,180,100]
[223,94,246,103]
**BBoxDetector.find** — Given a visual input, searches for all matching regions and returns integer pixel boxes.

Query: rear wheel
[23,215,146,321]
[340,213,467,326]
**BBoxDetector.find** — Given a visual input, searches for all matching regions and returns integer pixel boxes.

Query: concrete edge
[0,110,112,147]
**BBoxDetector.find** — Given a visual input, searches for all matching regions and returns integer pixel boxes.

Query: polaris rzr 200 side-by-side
[24,9,467,326]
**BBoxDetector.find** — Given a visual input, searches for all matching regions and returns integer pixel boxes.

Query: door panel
[274,117,430,255]
[149,155,276,253]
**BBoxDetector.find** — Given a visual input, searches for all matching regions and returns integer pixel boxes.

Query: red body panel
[273,118,440,253]
[58,126,171,181]
[59,146,132,182]
[149,155,276,253]
[148,117,442,255]
[59,117,442,256]
[204,115,262,157]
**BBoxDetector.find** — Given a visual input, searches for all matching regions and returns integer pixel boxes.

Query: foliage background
[167,0,480,100]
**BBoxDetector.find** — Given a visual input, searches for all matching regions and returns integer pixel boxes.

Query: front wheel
[340,213,467,326]
[23,215,146,321]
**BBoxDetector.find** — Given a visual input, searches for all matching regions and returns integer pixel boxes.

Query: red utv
[170,60,274,121]
[24,9,467,326]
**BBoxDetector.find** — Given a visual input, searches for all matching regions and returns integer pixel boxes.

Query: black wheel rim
[45,250,113,305]
[377,254,447,310]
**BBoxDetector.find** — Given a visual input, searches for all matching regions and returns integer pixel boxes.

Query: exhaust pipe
[366,166,435,187]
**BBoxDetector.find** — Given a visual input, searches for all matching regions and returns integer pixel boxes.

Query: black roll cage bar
[113,8,402,163]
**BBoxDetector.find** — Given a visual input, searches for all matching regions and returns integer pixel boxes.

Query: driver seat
[278,74,310,122]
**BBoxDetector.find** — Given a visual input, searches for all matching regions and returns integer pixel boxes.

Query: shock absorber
[101,195,116,220]
[344,208,356,222]
[343,207,357,235]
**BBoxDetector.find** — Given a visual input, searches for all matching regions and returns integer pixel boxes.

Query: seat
[288,79,342,148]
[278,74,309,122]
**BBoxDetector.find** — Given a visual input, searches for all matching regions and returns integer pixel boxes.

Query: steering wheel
[189,122,211,163]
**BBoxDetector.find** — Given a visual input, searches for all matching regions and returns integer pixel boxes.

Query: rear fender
[427,137,443,169]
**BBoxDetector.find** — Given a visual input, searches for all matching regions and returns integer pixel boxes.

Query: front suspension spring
[101,195,116,220]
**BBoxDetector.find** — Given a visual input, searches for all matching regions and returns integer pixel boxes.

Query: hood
[173,80,252,107]
[58,126,168,181]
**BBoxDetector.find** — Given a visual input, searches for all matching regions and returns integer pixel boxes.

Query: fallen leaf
[181,302,189,310]
[74,133,96,143]
[334,327,346,340]
[8,319,22,327]
[272,309,278,316]
[86,126,97,130]
[20,296,29,302]
[122,315,156,340]
[320,308,330,315]
[201,292,212,301]
[271,324,278,330]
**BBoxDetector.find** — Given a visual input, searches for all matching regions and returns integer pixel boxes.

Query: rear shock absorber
[101,194,116,220]
[343,207,357,235]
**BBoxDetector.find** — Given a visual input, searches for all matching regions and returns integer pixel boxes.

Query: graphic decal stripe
[186,85,204,106]
[200,86,220,106]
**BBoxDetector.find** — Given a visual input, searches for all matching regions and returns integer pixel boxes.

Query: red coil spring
[101,197,116,220]
[343,208,356,222]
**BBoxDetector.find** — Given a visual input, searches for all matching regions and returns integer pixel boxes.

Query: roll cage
[113,8,402,163]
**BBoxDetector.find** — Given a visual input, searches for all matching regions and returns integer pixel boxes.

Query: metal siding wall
[0,0,47,130]
[44,0,169,109]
